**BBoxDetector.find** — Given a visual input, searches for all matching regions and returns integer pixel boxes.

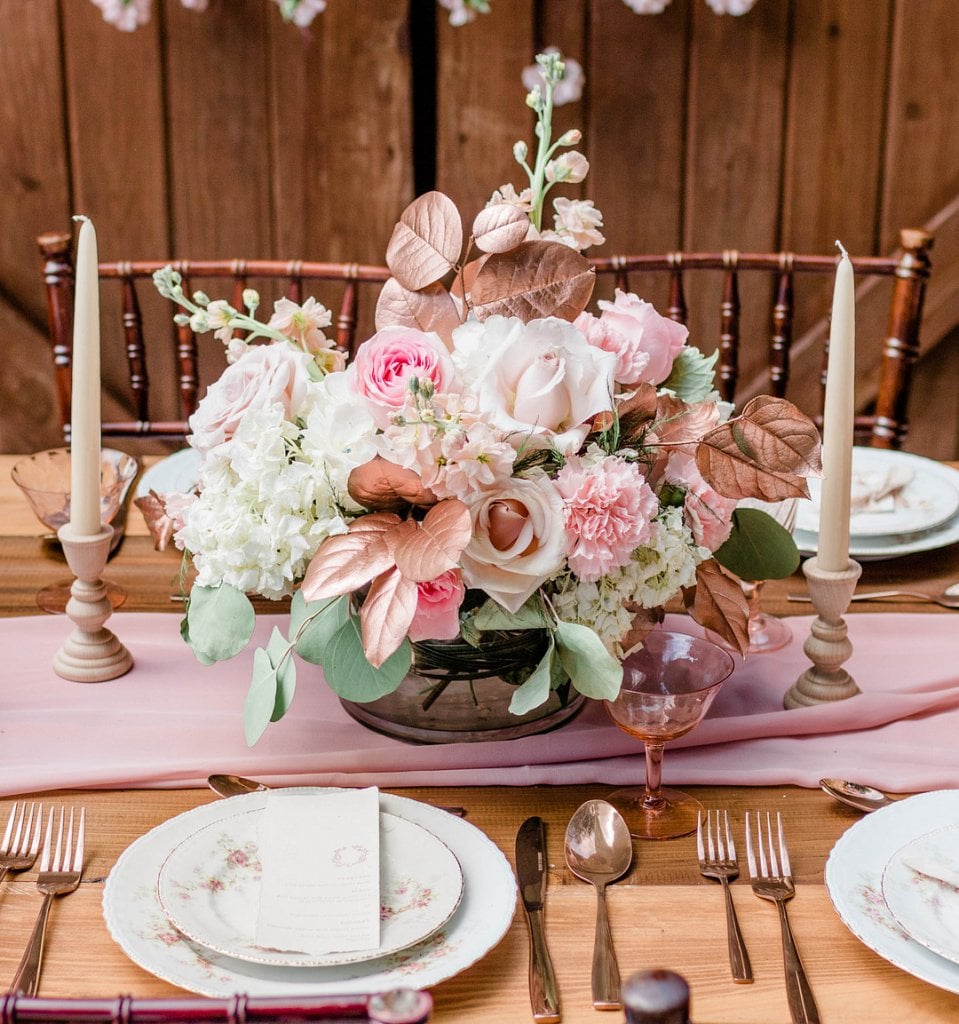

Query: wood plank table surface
[3,454,959,1023]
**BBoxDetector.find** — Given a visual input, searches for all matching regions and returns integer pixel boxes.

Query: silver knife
[516,816,561,1023]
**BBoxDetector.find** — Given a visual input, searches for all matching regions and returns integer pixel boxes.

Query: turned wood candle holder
[784,556,862,709]
[53,523,133,683]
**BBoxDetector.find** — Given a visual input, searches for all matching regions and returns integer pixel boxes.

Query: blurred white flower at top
[703,0,758,13]
[91,0,151,31]
[521,47,584,107]
[179,0,208,9]
[438,0,489,27]
[274,0,327,26]
[621,0,673,13]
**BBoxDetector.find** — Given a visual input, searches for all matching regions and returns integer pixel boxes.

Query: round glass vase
[339,630,584,744]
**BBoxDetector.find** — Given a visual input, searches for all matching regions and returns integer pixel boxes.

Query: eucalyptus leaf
[180,611,215,665]
[324,616,412,701]
[266,627,297,722]
[508,640,555,715]
[291,592,350,665]
[244,648,279,746]
[185,583,255,662]
[474,597,550,631]
[661,346,718,404]
[713,508,800,582]
[555,620,622,700]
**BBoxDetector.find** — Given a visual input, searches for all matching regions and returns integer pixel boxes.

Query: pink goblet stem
[642,743,667,810]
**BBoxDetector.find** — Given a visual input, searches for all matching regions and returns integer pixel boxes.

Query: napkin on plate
[254,788,381,956]
[849,463,915,514]
[900,834,959,889]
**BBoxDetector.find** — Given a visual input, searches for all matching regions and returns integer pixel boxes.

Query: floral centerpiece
[153,52,820,744]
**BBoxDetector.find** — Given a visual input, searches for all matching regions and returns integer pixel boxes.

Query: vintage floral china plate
[134,447,201,499]
[825,789,959,994]
[156,806,463,967]
[103,789,516,998]
[881,825,959,967]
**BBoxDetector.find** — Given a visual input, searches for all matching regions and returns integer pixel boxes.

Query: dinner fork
[0,802,43,887]
[745,811,820,1024]
[697,809,752,983]
[10,806,86,996]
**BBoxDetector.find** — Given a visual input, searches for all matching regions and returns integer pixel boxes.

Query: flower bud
[173,313,191,326]
[557,129,582,146]
[525,87,542,111]
[513,140,528,164]
[192,290,210,307]
[242,288,259,311]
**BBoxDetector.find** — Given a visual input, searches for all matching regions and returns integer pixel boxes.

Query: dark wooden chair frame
[38,228,932,449]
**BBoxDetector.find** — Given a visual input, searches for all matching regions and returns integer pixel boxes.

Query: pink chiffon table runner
[3,611,958,796]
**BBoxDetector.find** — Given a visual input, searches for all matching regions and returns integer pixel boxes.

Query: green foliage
[713,508,801,582]
[661,346,719,404]
[289,591,350,665]
[184,584,255,663]
[508,640,555,715]
[323,615,412,701]
[473,597,550,631]
[554,619,622,700]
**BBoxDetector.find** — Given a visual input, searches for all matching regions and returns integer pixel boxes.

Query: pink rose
[351,326,455,428]
[555,455,659,581]
[408,570,465,642]
[595,290,688,386]
[188,344,312,457]
[574,311,651,386]
[460,472,569,613]
[665,451,738,551]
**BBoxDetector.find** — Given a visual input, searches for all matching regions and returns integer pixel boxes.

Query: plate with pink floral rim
[881,826,959,967]
[825,790,959,994]
[156,806,464,967]
[103,789,516,998]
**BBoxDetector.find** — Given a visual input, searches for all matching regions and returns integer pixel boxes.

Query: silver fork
[0,802,43,887]
[10,806,86,996]
[745,811,820,1024]
[697,809,752,983]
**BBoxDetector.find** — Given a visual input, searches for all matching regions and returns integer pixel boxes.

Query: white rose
[460,471,569,613]
[188,343,312,458]
[455,315,616,455]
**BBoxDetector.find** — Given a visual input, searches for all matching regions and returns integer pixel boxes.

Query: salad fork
[697,809,752,983]
[745,811,820,1024]
[0,802,43,887]
[10,806,86,996]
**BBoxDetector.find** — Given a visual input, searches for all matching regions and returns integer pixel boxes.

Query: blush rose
[408,569,466,642]
[594,289,689,386]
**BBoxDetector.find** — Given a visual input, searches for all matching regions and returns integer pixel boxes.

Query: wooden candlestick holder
[53,523,133,683]
[784,556,862,709]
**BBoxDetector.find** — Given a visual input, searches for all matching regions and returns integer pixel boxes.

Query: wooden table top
[2,453,959,1022]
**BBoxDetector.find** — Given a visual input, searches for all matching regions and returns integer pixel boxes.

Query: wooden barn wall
[0,0,957,456]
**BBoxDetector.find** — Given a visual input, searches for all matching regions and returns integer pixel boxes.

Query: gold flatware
[788,584,959,610]
[697,809,752,983]
[0,802,43,888]
[745,811,819,1024]
[206,774,468,817]
[819,778,897,813]
[11,806,86,996]
[564,800,632,1011]
[516,816,560,1023]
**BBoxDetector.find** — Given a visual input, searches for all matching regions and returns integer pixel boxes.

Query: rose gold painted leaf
[472,204,530,254]
[134,491,175,551]
[684,559,749,655]
[392,499,472,582]
[620,603,664,659]
[359,567,418,668]
[300,529,396,602]
[348,512,403,534]
[617,384,661,441]
[385,192,464,292]
[450,255,488,304]
[651,395,721,447]
[695,397,823,502]
[470,240,595,323]
[348,457,438,511]
[374,278,461,346]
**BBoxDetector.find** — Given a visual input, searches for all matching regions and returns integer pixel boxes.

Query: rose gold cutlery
[516,816,560,1023]
[0,802,43,889]
[819,777,897,813]
[11,805,86,996]
[697,809,752,984]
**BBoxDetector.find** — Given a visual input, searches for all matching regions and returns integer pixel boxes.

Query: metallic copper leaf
[469,240,595,323]
[617,384,661,442]
[471,204,530,254]
[695,397,823,502]
[652,394,721,447]
[359,567,418,668]
[300,527,396,602]
[134,491,175,551]
[683,559,749,655]
[348,457,438,511]
[392,499,472,583]
[374,278,462,345]
[619,603,664,659]
[450,255,488,304]
[385,191,464,291]
[348,512,404,534]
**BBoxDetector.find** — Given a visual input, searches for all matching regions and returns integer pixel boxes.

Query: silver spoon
[564,799,633,1011]
[789,582,959,610]
[819,778,898,813]
[206,773,468,817]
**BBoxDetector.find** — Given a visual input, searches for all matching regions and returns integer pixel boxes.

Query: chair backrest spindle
[717,250,740,402]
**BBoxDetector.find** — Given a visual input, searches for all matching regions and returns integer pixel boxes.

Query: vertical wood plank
[880,0,959,250]
[436,1,536,221]
[61,0,171,430]
[682,0,789,392]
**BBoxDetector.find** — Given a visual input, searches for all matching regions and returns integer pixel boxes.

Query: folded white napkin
[850,463,915,514]
[254,788,381,956]
[901,836,959,889]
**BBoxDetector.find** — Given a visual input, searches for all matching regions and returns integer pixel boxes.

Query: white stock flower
[91,0,151,30]
[521,48,585,106]
[545,151,590,184]
[704,0,757,13]
[552,197,606,250]
[622,0,672,12]
[486,183,534,211]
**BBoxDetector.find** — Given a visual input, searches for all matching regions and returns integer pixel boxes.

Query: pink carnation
[665,451,738,551]
[594,289,688,385]
[408,570,465,642]
[555,455,659,582]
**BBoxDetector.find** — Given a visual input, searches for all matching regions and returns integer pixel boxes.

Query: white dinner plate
[103,789,515,997]
[135,447,202,499]
[156,806,464,968]
[795,508,959,562]
[825,789,959,994]
[882,826,959,967]
[796,448,959,540]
